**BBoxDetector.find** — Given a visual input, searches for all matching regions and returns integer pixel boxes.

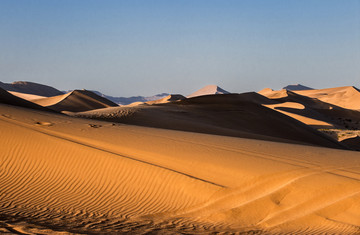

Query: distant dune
[283,84,314,91]
[32,89,118,112]
[0,81,63,97]
[91,90,170,105]
[145,94,185,105]
[187,85,230,98]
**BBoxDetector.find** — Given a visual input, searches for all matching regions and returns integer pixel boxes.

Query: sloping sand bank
[1,103,360,234]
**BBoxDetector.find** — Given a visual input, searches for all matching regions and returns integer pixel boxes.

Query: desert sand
[1,84,360,234]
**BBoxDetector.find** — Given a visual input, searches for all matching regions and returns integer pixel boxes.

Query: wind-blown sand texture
[1,103,360,234]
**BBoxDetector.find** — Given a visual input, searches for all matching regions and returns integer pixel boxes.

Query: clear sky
[0,0,359,96]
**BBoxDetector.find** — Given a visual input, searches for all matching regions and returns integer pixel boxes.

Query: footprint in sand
[88,124,102,128]
[1,114,12,119]
[35,121,54,127]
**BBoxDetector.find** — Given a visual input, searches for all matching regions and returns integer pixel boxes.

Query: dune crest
[187,85,230,98]
[0,81,63,97]
[8,91,46,101]
[0,87,54,112]
[32,89,118,112]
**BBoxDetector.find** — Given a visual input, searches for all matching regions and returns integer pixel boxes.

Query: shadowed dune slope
[0,87,54,112]
[32,89,118,112]
[283,84,314,91]
[1,104,360,234]
[341,136,360,151]
[73,93,345,149]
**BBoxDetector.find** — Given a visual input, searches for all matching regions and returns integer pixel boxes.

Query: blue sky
[0,0,359,96]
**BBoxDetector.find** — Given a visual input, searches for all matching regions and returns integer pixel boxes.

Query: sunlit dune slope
[260,89,360,130]
[294,86,360,110]
[8,91,46,100]
[1,103,360,234]
[73,93,344,149]
[32,89,118,112]
[259,86,360,111]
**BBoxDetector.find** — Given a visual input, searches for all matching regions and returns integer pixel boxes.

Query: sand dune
[1,103,360,234]
[283,84,314,91]
[259,89,360,130]
[126,94,185,107]
[0,81,63,97]
[294,86,360,110]
[187,84,230,98]
[72,93,344,149]
[0,87,54,112]
[91,90,170,105]
[32,89,118,112]
[260,86,360,112]
[145,94,185,105]
[259,87,360,152]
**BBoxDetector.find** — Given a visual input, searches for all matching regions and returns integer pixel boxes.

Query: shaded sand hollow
[1,103,360,234]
